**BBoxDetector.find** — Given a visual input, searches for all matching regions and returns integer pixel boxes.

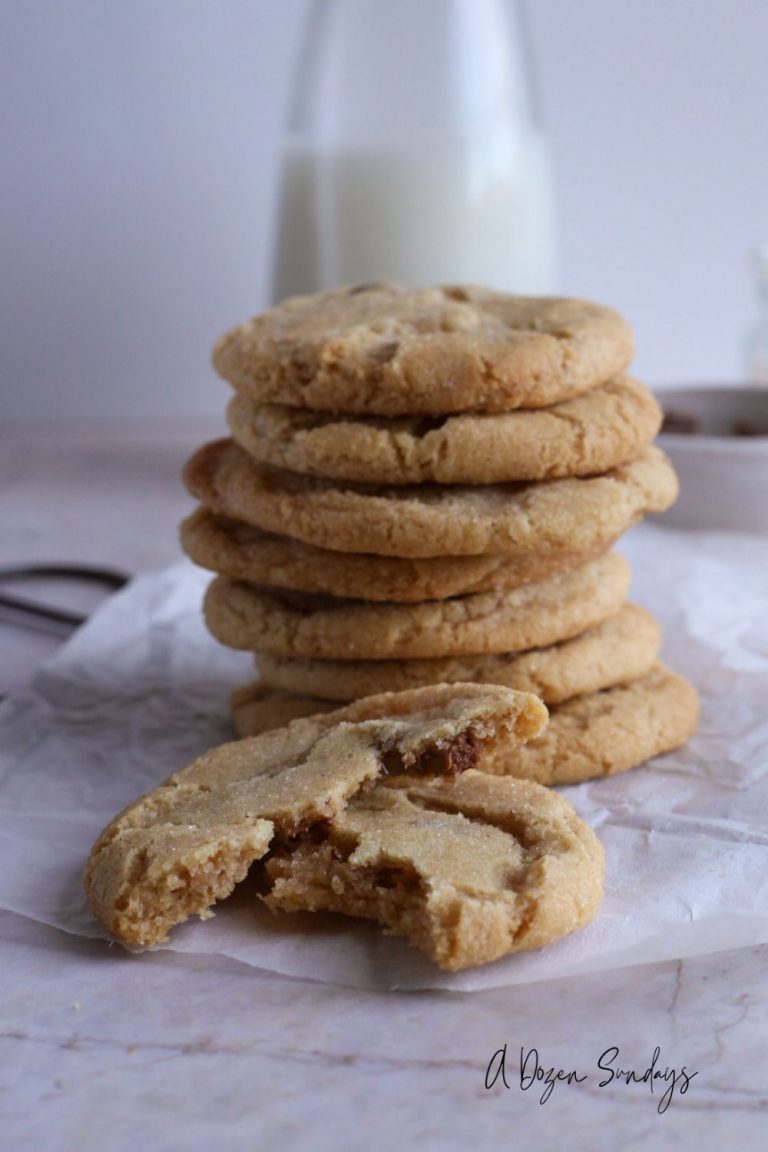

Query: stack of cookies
[181,284,699,787]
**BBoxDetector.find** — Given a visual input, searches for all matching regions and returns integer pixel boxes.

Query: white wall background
[1,0,767,423]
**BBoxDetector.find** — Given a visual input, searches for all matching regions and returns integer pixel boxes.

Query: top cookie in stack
[212,284,634,415]
[181,284,697,781]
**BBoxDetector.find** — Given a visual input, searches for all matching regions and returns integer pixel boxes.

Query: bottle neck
[289,0,538,148]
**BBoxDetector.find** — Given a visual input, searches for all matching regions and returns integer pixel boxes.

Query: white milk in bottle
[272,0,556,302]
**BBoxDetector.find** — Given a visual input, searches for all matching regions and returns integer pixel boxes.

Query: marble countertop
[1,424,766,1150]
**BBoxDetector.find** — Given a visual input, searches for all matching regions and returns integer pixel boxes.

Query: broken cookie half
[264,771,605,972]
[84,683,603,970]
[232,663,700,787]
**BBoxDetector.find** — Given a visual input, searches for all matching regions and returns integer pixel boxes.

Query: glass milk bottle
[271,0,557,303]
[745,243,768,386]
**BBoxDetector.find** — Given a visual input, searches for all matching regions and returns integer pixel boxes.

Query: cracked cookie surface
[84,684,547,948]
[263,771,605,971]
[181,508,611,602]
[253,603,659,703]
[213,284,633,415]
[232,665,699,787]
[184,439,677,559]
[203,552,630,661]
[227,375,660,485]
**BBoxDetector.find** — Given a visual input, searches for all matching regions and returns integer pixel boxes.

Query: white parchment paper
[1,523,767,991]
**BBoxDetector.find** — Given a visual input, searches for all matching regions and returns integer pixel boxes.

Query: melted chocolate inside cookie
[382,729,483,778]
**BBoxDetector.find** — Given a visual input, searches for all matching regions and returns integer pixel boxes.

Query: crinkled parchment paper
[1,524,767,991]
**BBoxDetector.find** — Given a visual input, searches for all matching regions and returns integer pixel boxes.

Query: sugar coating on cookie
[230,684,340,735]
[180,508,612,603]
[183,439,678,558]
[263,771,605,971]
[490,664,700,785]
[226,375,661,485]
[231,665,699,788]
[254,602,661,703]
[84,684,547,948]
[213,284,634,415]
[202,552,631,661]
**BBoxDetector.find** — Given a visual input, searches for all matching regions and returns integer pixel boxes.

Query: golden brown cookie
[84,684,548,948]
[229,686,340,732]
[254,603,660,703]
[213,284,634,415]
[232,665,699,787]
[263,770,605,971]
[184,439,677,559]
[227,375,661,485]
[203,552,631,661]
[230,684,340,735]
[497,664,699,786]
[181,508,612,603]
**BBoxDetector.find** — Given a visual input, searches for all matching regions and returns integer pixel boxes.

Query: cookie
[181,508,612,603]
[230,684,340,735]
[232,665,699,787]
[184,440,678,559]
[203,552,631,661]
[254,603,660,703]
[497,664,699,786]
[213,284,634,415]
[84,684,548,948]
[227,375,661,485]
[229,687,339,732]
[263,770,604,971]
